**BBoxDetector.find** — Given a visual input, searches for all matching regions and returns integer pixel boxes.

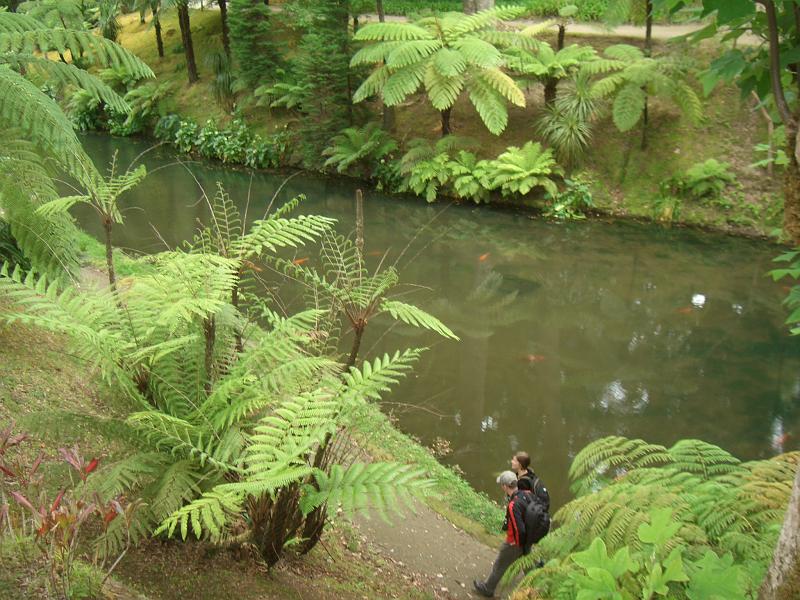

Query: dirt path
[354,501,506,600]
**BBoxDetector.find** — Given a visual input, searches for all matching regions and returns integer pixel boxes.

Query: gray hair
[496,470,518,488]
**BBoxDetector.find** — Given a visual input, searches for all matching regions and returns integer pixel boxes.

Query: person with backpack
[511,451,550,512]
[473,471,528,598]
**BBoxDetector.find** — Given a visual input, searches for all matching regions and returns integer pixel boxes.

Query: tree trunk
[463,0,493,13]
[760,464,800,598]
[641,96,649,150]
[203,316,216,395]
[441,107,452,137]
[154,12,164,58]
[353,15,358,33]
[231,271,243,353]
[178,3,199,84]
[557,23,566,50]
[644,0,653,56]
[544,78,558,107]
[219,0,231,56]
[103,217,116,292]
[781,121,800,246]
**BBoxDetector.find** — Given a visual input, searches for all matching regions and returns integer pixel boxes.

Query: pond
[77,134,800,508]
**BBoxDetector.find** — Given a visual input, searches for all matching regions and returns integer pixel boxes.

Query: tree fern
[351,8,535,135]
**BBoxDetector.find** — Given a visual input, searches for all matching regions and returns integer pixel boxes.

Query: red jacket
[504,490,528,546]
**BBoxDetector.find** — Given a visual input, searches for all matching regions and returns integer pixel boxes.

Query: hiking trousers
[483,541,523,594]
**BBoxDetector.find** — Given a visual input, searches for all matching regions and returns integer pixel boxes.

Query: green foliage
[153,115,290,168]
[229,0,281,87]
[662,159,737,201]
[507,435,797,599]
[255,78,311,111]
[544,173,594,219]
[205,48,235,111]
[351,7,534,135]
[0,218,30,271]
[322,122,398,178]
[770,250,800,335]
[482,141,563,197]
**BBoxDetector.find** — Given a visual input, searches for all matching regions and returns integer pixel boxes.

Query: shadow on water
[75,134,800,508]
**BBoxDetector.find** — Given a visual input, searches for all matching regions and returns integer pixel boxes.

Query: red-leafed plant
[0,421,137,599]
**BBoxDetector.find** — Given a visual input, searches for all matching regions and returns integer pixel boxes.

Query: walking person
[473,471,527,598]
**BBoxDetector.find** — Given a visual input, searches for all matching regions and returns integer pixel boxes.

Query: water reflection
[76,134,800,508]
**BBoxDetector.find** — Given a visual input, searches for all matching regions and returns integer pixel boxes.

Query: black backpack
[521,478,551,553]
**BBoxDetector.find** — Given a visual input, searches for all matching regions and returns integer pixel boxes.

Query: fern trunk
[154,12,164,58]
[219,0,231,56]
[557,23,565,50]
[203,315,215,395]
[644,0,653,55]
[544,78,557,107]
[760,464,800,598]
[641,96,649,150]
[441,107,452,137]
[103,217,116,291]
[178,3,199,84]
[231,270,243,353]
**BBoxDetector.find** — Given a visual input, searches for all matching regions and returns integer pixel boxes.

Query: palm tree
[351,6,538,136]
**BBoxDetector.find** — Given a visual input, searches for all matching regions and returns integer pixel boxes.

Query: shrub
[544,173,594,219]
[663,159,737,200]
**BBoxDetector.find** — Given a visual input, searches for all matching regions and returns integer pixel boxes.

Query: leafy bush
[67,88,105,131]
[506,435,798,599]
[663,159,737,200]
[108,81,173,136]
[544,174,594,219]
[322,122,398,178]
[0,218,30,271]
[537,72,599,165]
[154,115,290,168]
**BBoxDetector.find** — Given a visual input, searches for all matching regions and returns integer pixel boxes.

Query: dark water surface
[77,134,800,508]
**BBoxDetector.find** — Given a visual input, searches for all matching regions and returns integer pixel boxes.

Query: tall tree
[351,7,537,137]
[295,0,352,164]
[463,0,495,14]
[218,0,230,56]
[229,0,280,86]
[176,0,199,83]
[375,0,395,131]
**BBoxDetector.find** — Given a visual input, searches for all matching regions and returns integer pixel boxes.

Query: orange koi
[523,354,546,363]
[242,259,263,273]
[478,252,491,262]
[676,307,693,314]
[292,257,309,266]
[366,250,384,257]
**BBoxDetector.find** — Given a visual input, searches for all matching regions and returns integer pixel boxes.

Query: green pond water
[77,134,800,509]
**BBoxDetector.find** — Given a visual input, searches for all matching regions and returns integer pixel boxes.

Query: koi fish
[478,252,491,262]
[242,259,263,273]
[292,257,309,266]
[523,354,546,363]
[366,250,384,257]
[676,307,693,314]
[782,286,793,293]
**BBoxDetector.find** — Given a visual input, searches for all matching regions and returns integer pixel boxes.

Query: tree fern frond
[380,299,459,340]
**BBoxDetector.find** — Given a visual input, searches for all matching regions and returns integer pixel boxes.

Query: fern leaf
[380,299,459,340]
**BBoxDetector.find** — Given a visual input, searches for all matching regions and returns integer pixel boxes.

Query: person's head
[511,451,531,474]
[496,470,518,496]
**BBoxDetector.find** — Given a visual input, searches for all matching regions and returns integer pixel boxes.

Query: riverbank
[93,9,783,241]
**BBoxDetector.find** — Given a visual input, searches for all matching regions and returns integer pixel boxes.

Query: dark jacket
[501,489,528,547]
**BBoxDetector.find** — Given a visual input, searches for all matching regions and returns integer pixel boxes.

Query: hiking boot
[472,580,493,598]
